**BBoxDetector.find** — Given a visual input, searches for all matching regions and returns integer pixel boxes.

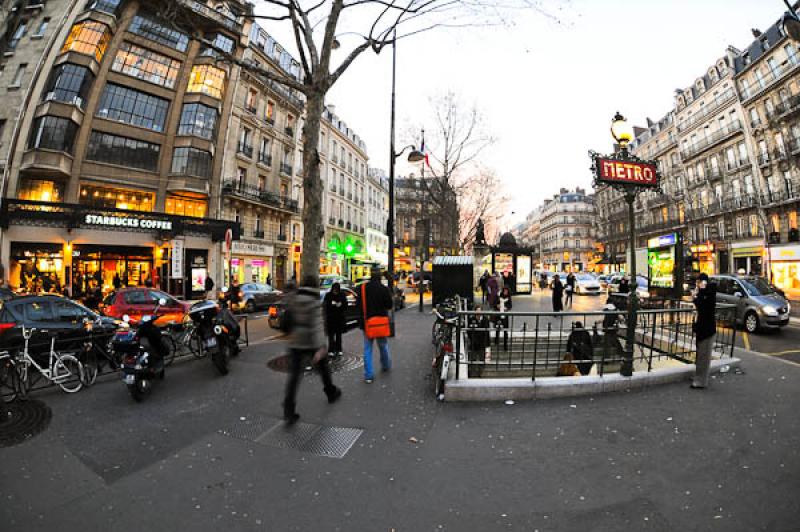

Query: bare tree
[163,1,562,283]
[458,168,508,252]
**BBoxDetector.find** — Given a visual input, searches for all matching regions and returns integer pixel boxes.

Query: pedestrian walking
[552,274,564,312]
[478,270,489,303]
[618,276,630,294]
[228,279,242,311]
[282,275,341,424]
[691,273,717,389]
[113,273,122,291]
[356,267,393,383]
[565,272,576,308]
[266,274,272,287]
[204,275,214,299]
[323,282,347,357]
[494,286,512,350]
[486,272,500,309]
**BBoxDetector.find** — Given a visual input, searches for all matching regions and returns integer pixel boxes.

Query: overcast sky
[255,0,783,228]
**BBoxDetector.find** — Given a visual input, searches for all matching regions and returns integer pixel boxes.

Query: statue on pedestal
[475,218,487,246]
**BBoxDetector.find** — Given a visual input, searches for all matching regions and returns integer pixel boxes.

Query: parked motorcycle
[187,291,240,375]
[117,298,169,402]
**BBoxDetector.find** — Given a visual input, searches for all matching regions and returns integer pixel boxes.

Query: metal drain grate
[0,399,52,448]
[219,414,362,459]
[267,352,363,374]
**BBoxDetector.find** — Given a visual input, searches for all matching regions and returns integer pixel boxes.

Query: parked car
[574,273,602,295]
[238,283,283,313]
[607,274,649,298]
[100,288,191,325]
[597,275,611,290]
[268,286,361,331]
[0,294,118,358]
[711,274,790,333]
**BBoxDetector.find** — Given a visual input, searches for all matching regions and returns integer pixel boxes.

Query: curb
[444,358,741,402]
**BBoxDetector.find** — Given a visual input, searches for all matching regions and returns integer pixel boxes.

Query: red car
[100,288,191,325]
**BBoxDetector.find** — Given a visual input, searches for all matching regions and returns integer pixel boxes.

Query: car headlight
[762,305,778,317]
[788,302,792,313]
[213,325,223,335]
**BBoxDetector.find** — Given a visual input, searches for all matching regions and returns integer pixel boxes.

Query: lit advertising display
[648,249,675,288]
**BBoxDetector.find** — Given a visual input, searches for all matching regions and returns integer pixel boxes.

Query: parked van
[710,274,790,333]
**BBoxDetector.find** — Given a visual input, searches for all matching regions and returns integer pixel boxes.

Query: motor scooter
[117,298,169,402]
[186,289,239,375]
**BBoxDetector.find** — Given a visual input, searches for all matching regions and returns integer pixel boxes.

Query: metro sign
[595,157,659,188]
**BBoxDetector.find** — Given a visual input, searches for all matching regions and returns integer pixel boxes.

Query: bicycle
[0,350,19,403]
[431,306,459,400]
[15,327,84,396]
[431,298,459,345]
[165,319,202,359]
[79,317,121,386]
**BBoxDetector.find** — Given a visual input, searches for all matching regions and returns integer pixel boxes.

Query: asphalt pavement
[1,295,799,531]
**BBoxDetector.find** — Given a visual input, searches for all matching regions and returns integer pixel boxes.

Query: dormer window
[708,67,719,83]
[696,79,706,93]
[717,59,728,74]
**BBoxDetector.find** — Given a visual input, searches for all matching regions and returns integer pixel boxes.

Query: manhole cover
[267,352,363,374]
[0,399,52,448]
[219,414,363,459]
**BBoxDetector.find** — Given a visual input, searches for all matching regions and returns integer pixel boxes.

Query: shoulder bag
[362,284,390,339]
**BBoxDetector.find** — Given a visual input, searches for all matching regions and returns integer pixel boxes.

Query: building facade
[0,0,247,298]
[595,10,800,300]
[219,21,303,289]
[538,188,596,272]
[365,167,389,268]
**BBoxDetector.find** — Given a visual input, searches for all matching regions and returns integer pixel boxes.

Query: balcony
[676,88,736,133]
[237,142,253,158]
[277,233,288,242]
[265,117,275,127]
[347,192,353,200]
[757,153,771,167]
[245,103,257,114]
[704,166,723,180]
[772,95,800,123]
[284,127,294,137]
[280,162,292,175]
[680,120,743,160]
[258,152,272,166]
[741,55,800,102]
[328,216,336,225]
[221,180,299,213]
[176,0,242,32]
[724,158,751,174]
[253,229,265,239]
[346,221,351,230]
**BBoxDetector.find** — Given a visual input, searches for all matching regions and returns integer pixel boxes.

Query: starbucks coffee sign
[84,214,173,231]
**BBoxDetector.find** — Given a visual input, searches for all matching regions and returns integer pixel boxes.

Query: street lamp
[388,27,424,291]
[781,0,800,41]
[611,111,634,150]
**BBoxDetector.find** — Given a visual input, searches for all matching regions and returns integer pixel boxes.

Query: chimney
[326,104,336,115]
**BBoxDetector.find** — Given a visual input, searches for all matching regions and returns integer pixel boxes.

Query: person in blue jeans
[356,267,394,383]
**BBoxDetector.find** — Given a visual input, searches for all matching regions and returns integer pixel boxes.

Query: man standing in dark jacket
[356,267,393,383]
[691,273,717,389]
[323,282,348,357]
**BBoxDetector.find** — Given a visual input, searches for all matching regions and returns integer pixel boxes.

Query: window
[8,21,26,50]
[11,63,27,87]
[200,33,234,57]
[61,21,111,62]
[236,167,246,186]
[123,290,148,305]
[265,100,274,122]
[87,0,124,15]
[171,147,213,178]
[42,63,94,108]
[54,300,89,322]
[27,116,78,153]
[96,83,169,132]
[258,175,266,191]
[79,183,154,211]
[186,65,225,99]
[33,18,50,38]
[111,42,181,88]
[771,213,780,233]
[718,220,725,239]
[17,179,64,203]
[245,88,257,112]
[177,103,218,139]
[86,130,160,171]
[127,13,189,52]
[749,214,760,237]
[165,194,207,218]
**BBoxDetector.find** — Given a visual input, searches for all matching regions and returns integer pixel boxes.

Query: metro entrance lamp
[590,112,662,377]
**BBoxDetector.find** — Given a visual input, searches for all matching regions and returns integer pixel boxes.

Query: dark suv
[0,295,118,358]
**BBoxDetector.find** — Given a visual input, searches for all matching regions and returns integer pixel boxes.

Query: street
[1,293,799,531]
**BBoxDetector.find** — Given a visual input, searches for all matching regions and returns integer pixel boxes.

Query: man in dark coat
[566,321,594,376]
[552,275,564,312]
[355,267,393,383]
[204,275,214,299]
[478,271,489,303]
[691,272,717,389]
[323,282,348,357]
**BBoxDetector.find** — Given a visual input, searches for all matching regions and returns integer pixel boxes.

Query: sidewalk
[1,302,799,531]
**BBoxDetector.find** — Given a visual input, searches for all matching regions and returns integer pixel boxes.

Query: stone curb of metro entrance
[444,358,741,402]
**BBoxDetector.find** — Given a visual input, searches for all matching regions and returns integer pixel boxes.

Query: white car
[574,273,602,295]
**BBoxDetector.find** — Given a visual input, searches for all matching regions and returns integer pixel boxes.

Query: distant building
[538,188,596,272]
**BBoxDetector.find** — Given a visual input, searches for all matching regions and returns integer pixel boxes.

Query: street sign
[225,228,233,252]
[171,239,184,278]
[594,157,658,188]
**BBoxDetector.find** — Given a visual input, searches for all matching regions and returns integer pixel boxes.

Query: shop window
[85,130,160,172]
[61,20,111,62]
[27,116,78,153]
[42,63,95,109]
[127,13,189,52]
[177,103,218,139]
[96,83,169,132]
[111,42,181,89]
[17,179,65,203]
[165,194,207,218]
[170,147,213,178]
[80,183,154,211]
[186,65,225,99]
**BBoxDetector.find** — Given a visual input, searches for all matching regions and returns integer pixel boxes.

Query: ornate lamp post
[590,112,661,377]
[782,0,800,41]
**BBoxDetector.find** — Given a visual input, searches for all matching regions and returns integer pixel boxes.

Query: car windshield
[740,277,776,296]
[577,274,594,281]
[636,277,648,288]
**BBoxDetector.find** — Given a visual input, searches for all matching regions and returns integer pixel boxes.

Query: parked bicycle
[431,297,459,345]
[14,327,84,396]
[431,298,460,400]
[0,350,19,403]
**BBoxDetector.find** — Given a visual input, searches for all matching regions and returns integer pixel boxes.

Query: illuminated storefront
[769,244,800,300]
[690,242,715,276]
[228,241,275,285]
[731,240,764,276]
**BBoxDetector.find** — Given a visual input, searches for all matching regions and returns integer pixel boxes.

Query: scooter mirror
[158,298,167,306]
[122,314,130,323]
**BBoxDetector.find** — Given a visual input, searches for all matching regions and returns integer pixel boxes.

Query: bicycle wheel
[0,358,18,403]
[80,348,99,386]
[14,359,32,400]
[162,334,177,366]
[189,331,205,359]
[432,321,441,345]
[53,355,83,393]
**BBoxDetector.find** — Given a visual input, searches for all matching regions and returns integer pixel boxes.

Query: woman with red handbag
[356,267,394,383]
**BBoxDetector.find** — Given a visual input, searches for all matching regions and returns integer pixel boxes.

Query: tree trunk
[300,91,325,285]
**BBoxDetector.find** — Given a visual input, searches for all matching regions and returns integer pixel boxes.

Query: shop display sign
[769,245,800,261]
[171,239,184,278]
[231,241,274,257]
[84,214,172,231]
[647,233,677,249]
[691,243,714,253]
[595,157,658,188]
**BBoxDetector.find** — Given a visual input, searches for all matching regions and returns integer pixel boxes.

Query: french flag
[420,139,430,168]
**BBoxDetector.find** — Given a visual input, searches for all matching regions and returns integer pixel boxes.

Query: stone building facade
[538,188,596,272]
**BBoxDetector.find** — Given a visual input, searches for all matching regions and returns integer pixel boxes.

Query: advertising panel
[516,255,532,293]
[648,248,675,288]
